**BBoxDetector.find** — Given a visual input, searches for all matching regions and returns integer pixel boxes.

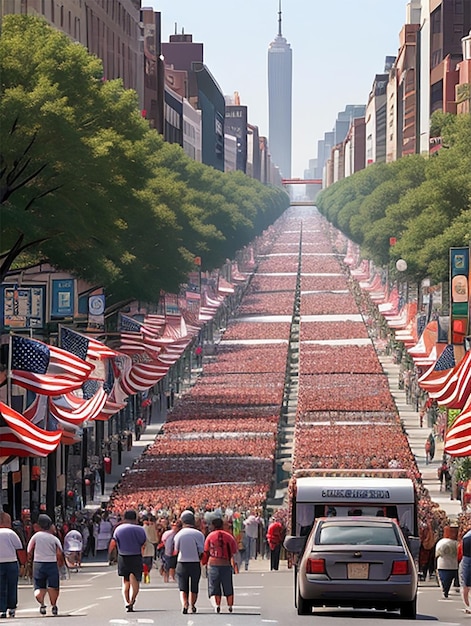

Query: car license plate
[347,563,369,579]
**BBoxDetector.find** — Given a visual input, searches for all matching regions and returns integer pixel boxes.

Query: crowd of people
[2,209,470,617]
[0,503,289,617]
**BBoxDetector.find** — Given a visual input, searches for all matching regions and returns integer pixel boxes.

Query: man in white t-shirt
[27,514,64,617]
[0,511,23,618]
[435,525,459,599]
[174,510,205,614]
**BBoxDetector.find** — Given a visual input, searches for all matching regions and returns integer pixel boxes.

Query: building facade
[247,124,262,181]
[225,103,248,173]
[1,0,144,109]
[141,7,164,133]
[456,30,471,113]
[162,32,225,171]
[430,0,471,114]
[365,63,393,165]
[268,2,292,178]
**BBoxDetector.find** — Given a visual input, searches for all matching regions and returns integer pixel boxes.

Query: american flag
[431,350,471,409]
[0,402,62,458]
[445,395,471,457]
[60,327,117,360]
[10,335,93,396]
[418,344,458,390]
[119,314,162,354]
[432,344,457,371]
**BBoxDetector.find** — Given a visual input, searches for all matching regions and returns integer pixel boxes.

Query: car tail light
[391,560,410,575]
[306,558,326,574]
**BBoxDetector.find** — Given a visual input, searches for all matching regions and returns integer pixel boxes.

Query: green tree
[1,15,289,306]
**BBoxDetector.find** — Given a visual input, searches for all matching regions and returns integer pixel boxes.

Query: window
[431,9,441,34]
[318,524,400,546]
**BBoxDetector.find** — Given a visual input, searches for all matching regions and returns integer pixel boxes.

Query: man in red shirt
[266,518,285,571]
[203,517,238,613]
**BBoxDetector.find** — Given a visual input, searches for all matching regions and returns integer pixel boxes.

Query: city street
[10,557,470,625]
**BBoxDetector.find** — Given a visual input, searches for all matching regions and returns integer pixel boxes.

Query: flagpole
[7,332,13,406]
[57,322,67,522]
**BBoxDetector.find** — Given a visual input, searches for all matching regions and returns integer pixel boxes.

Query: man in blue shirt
[109,510,146,612]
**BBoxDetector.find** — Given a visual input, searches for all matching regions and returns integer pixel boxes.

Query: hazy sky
[148,0,409,177]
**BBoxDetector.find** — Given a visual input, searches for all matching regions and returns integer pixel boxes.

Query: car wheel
[297,588,311,615]
[400,597,417,619]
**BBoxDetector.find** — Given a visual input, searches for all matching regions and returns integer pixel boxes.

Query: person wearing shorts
[0,511,23,618]
[108,510,146,612]
[174,510,205,614]
[161,520,181,582]
[203,517,238,613]
[460,528,471,613]
[26,514,64,617]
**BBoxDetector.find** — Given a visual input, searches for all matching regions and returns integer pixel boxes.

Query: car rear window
[318,524,401,546]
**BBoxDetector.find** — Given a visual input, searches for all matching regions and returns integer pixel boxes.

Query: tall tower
[268,0,292,178]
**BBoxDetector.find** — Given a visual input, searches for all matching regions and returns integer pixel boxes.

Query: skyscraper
[268,0,292,179]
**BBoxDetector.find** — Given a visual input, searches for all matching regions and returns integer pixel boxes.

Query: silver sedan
[284,516,418,619]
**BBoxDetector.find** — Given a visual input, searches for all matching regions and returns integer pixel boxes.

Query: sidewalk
[378,354,462,520]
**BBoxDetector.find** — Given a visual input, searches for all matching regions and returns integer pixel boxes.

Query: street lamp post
[396,259,408,306]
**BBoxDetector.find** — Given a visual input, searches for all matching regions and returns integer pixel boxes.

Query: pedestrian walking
[161,521,181,583]
[26,514,64,617]
[0,511,24,618]
[195,345,203,367]
[63,526,83,571]
[140,517,155,585]
[425,438,432,464]
[173,510,205,614]
[243,510,261,564]
[435,526,459,598]
[266,517,285,571]
[460,527,471,613]
[134,417,144,441]
[203,517,238,613]
[108,510,147,613]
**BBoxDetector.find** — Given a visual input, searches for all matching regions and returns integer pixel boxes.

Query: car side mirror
[284,535,308,554]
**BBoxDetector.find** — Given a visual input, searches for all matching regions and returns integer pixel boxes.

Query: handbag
[200,550,209,566]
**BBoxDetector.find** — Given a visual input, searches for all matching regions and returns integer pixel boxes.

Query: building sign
[51,279,74,317]
[1,284,45,330]
[449,246,470,344]
[321,489,391,499]
[164,293,180,318]
[88,294,105,329]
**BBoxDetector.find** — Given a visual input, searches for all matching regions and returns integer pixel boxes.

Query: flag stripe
[0,402,62,458]
[49,388,107,424]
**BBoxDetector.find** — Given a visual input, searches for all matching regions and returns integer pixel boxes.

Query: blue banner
[51,279,74,317]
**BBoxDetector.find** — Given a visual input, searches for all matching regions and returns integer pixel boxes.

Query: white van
[290,472,418,537]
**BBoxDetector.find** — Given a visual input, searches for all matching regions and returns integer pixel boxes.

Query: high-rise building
[268,0,292,178]
[162,32,225,171]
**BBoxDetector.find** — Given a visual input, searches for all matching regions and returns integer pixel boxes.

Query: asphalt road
[9,557,470,626]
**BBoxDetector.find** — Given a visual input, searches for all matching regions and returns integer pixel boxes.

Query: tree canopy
[0,15,289,305]
[316,113,471,283]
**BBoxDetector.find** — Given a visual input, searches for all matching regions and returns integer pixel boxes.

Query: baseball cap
[180,510,195,525]
[37,514,52,530]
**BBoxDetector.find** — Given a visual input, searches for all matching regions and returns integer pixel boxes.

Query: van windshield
[318,524,401,546]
